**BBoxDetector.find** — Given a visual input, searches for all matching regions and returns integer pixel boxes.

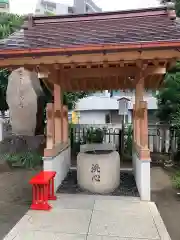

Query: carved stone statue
[6,67,43,136]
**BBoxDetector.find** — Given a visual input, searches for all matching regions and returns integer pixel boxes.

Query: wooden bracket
[54,110,61,118]
[136,108,144,118]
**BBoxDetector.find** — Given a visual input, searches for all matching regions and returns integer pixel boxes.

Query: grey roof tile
[1,7,180,51]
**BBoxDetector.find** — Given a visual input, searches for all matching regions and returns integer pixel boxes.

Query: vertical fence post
[119,129,122,155]
[121,122,125,160]
[70,126,74,152]
[161,127,166,153]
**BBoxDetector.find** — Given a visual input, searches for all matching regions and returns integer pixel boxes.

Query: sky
[10,0,160,14]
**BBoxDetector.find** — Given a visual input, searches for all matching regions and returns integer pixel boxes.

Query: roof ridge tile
[32,7,168,25]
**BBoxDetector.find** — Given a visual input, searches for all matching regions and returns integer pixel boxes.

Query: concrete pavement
[3,194,171,240]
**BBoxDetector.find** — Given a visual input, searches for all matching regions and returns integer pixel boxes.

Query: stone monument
[6,67,43,136]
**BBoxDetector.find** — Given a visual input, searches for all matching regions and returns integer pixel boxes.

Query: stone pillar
[54,83,63,144]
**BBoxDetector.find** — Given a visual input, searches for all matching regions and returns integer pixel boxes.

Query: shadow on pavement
[0,169,39,239]
[151,167,180,240]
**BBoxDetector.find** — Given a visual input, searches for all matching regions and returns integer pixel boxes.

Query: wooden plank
[60,78,163,91]
[65,66,166,80]
[0,49,180,67]
[145,67,166,76]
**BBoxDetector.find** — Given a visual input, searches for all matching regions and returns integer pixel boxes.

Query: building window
[0,3,5,8]
[105,114,111,124]
[44,11,55,16]
[68,6,74,13]
[86,4,89,12]
[46,5,54,11]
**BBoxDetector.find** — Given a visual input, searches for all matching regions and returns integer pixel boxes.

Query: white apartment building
[0,0,9,13]
[75,90,158,125]
[35,0,101,15]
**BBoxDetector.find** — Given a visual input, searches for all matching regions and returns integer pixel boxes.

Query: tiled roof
[1,6,180,52]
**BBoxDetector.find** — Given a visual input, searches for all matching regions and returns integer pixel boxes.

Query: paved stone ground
[3,194,171,240]
[0,169,39,240]
[151,166,180,240]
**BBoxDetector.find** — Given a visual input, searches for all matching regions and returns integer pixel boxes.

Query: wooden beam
[7,66,19,72]
[38,72,49,79]
[0,49,180,67]
[136,59,143,68]
[61,75,162,91]
[24,65,35,72]
[167,58,177,70]
[119,60,125,67]
[155,75,164,89]
[152,59,160,67]
[41,79,53,93]
[145,67,166,75]
[65,66,166,80]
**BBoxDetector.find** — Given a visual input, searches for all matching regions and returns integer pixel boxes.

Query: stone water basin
[77,144,120,194]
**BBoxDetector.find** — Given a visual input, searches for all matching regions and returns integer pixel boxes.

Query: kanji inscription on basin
[91,164,100,182]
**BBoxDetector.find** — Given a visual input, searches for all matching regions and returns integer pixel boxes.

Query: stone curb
[149,202,171,240]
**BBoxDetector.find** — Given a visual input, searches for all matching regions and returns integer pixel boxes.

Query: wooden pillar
[45,103,55,149]
[135,72,144,146]
[135,79,144,145]
[54,82,63,144]
[63,105,68,143]
[133,104,136,142]
[140,101,148,148]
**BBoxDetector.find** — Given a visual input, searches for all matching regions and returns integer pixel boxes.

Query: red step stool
[29,171,57,211]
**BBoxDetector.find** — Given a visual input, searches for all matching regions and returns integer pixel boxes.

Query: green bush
[1,151,42,169]
[124,125,133,155]
[172,171,180,189]
[84,127,105,144]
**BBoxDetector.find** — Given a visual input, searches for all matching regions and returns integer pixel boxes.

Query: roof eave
[0,41,180,58]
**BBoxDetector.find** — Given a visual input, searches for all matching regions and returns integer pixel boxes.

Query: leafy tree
[0,12,89,127]
[156,63,180,123]
[0,13,24,38]
[156,1,180,159]
[63,92,88,110]
[160,0,180,17]
[0,13,24,115]
[0,69,9,115]
[156,0,180,123]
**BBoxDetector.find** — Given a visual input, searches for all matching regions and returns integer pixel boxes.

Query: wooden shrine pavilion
[1,6,180,200]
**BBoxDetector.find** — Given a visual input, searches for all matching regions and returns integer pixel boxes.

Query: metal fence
[2,119,178,157]
[148,124,178,154]
[71,125,122,152]
[71,124,179,157]
[70,124,133,162]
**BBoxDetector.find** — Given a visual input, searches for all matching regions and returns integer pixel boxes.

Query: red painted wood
[29,171,57,211]
[29,171,56,185]
[48,178,57,200]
